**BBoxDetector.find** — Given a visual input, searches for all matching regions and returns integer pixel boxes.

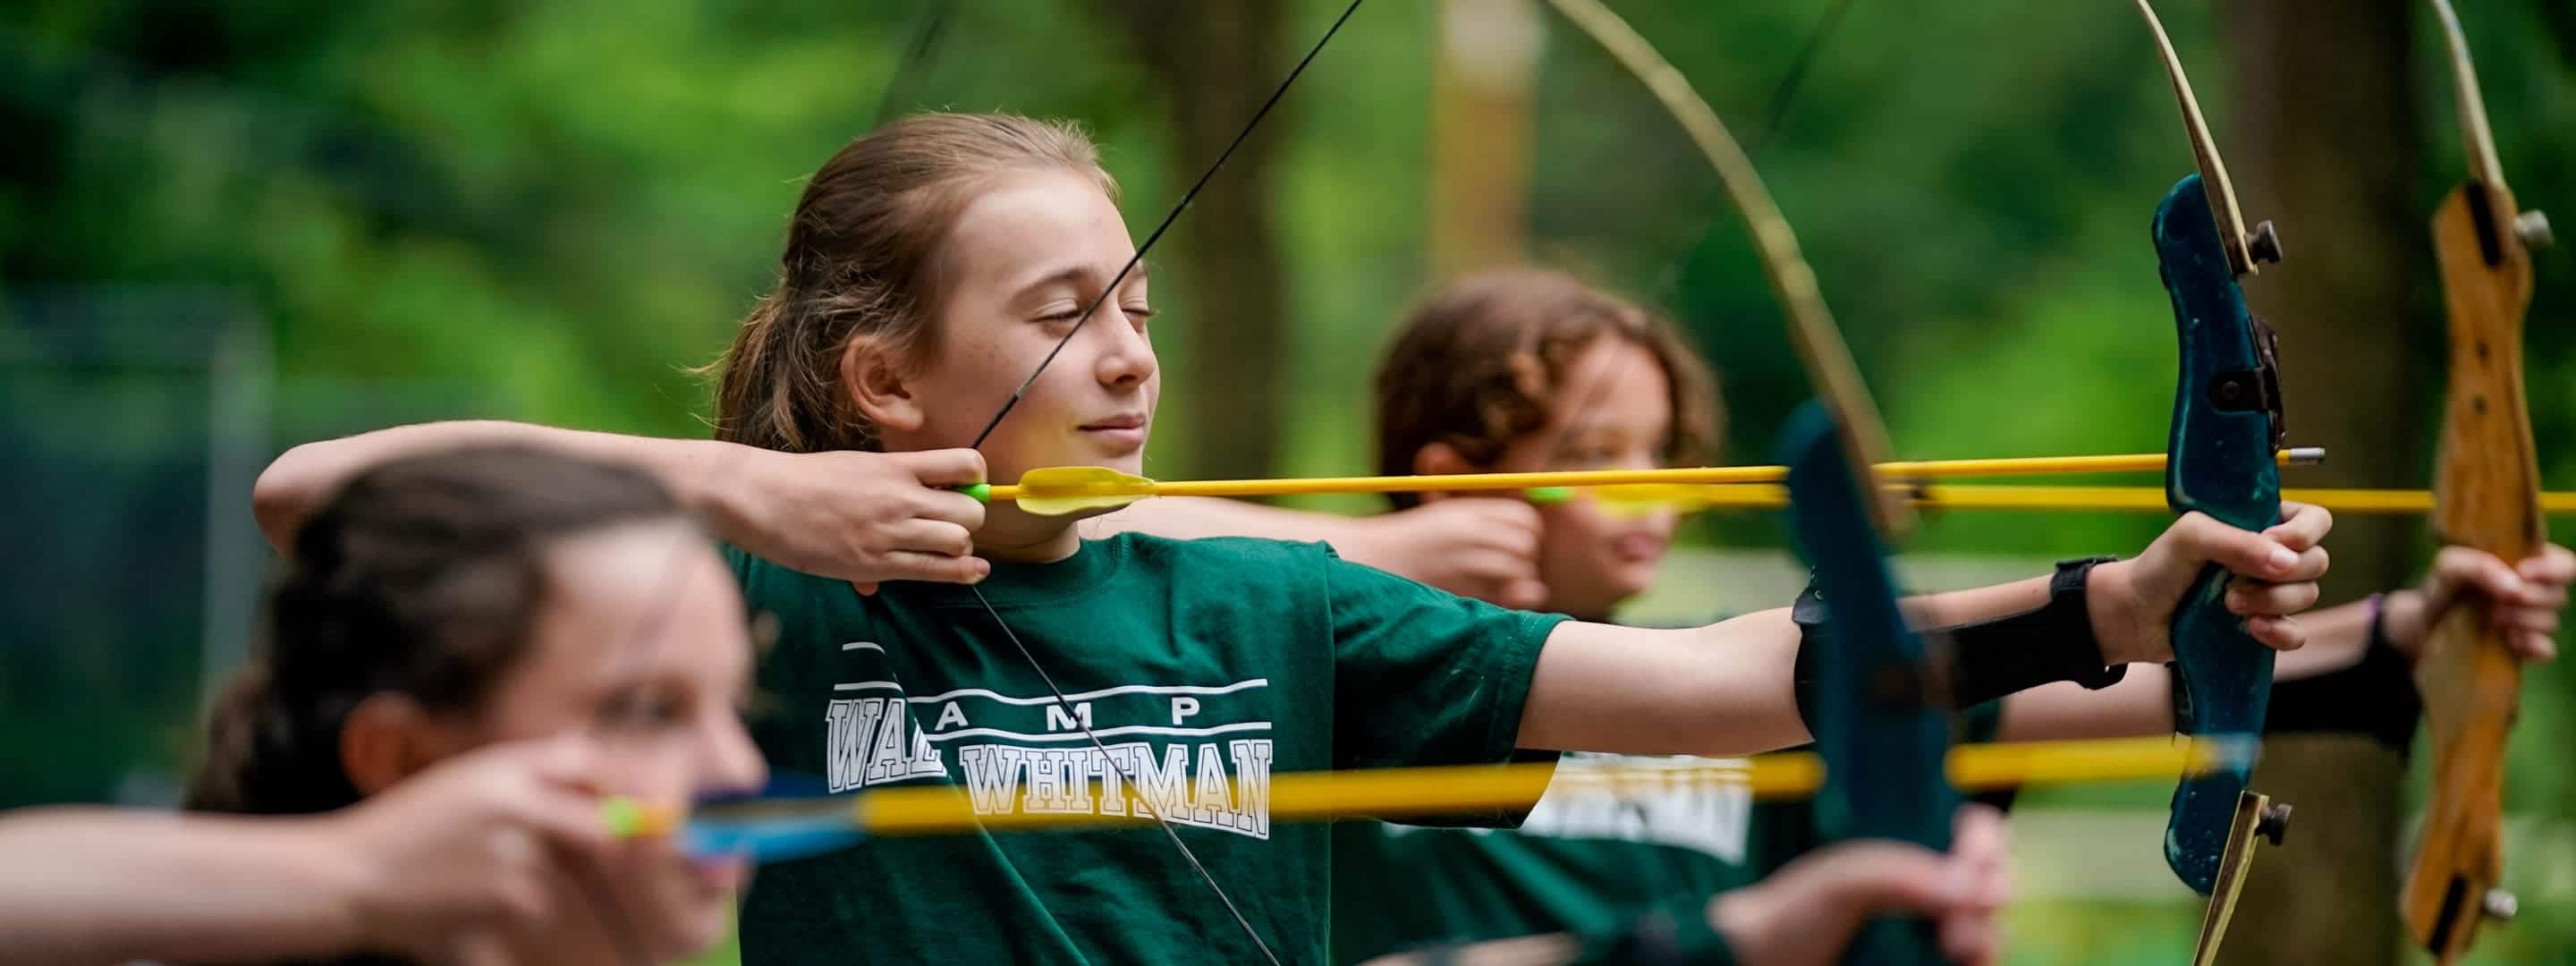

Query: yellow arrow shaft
[986,449,2321,504]
[666,736,2245,838]
[1597,483,2576,516]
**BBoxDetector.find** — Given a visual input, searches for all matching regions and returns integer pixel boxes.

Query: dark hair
[705,112,1116,453]
[1372,267,1723,509]
[185,445,689,816]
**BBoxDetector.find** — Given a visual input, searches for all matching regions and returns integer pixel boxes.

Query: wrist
[287,813,386,954]
[682,440,771,543]
[1329,512,1428,580]
[2378,588,2430,657]
[2084,559,2153,665]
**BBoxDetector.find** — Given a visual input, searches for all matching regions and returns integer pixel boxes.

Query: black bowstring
[873,0,953,124]
[1651,0,1860,301]
[947,4,1368,963]
[1752,0,1856,158]
[970,0,1367,451]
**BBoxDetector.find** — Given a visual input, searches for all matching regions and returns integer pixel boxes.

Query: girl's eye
[597,687,687,730]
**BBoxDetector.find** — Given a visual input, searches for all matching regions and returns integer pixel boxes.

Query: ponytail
[183,664,355,814]
[186,445,686,817]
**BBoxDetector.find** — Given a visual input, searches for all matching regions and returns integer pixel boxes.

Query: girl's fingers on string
[895,448,990,487]
[910,487,988,529]
[507,780,623,855]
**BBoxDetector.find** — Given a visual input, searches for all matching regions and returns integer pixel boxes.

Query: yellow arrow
[969,448,2327,517]
[623,735,2251,840]
[1577,483,2576,518]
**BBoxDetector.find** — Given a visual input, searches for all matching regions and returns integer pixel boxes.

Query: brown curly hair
[1372,267,1721,509]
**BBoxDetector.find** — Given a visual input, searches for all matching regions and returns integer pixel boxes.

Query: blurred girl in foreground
[0,446,766,965]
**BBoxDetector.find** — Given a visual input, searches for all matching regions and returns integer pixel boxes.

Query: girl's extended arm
[254,421,991,587]
[0,807,383,965]
[1997,544,2572,742]
[0,736,620,966]
[1519,506,2333,757]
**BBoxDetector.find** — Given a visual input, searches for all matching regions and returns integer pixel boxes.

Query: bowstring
[873,0,953,124]
[949,4,1368,963]
[970,0,1366,451]
[1651,0,1861,301]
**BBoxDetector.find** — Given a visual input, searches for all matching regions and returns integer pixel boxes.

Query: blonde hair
[707,113,1116,453]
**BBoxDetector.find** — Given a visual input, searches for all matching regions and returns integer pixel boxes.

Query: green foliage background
[4,1,2572,962]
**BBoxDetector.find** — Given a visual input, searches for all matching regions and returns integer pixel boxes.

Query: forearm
[2275,596,2385,682]
[1996,669,2174,741]
[0,809,368,965]
[255,421,741,550]
[1080,496,1361,546]
[1997,595,2402,742]
[1523,575,2122,756]
[1902,575,2055,629]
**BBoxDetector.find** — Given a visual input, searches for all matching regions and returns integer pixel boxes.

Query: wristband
[1792,556,2124,720]
[1935,555,2126,708]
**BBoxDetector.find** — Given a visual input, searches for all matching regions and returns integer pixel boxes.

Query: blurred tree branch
[1095,0,1294,481]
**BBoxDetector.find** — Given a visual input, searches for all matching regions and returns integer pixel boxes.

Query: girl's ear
[841,334,925,433]
[1411,443,1474,504]
[339,693,465,796]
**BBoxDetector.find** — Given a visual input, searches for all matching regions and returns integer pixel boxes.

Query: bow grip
[2152,174,2285,895]
[1779,404,1955,964]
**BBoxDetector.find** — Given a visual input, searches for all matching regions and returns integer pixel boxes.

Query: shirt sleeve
[1323,553,1568,822]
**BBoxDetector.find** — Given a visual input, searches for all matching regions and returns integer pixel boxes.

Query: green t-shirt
[726,534,1568,965]
[1329,699,2005,965]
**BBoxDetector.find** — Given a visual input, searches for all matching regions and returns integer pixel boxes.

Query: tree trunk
[2215,3,2425,963]
[1428,0,1542,275]
[1102,0,1293,481]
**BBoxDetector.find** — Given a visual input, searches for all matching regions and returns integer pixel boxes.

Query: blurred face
[1487,335,1681,618]
[873,168,1158,550]
[473,522,766,962]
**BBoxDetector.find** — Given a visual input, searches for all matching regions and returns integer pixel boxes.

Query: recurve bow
[1777,394,1953,966]
[1536,5,1945,962]
[2126,5,2299,961]
[2402,2,2552,960]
